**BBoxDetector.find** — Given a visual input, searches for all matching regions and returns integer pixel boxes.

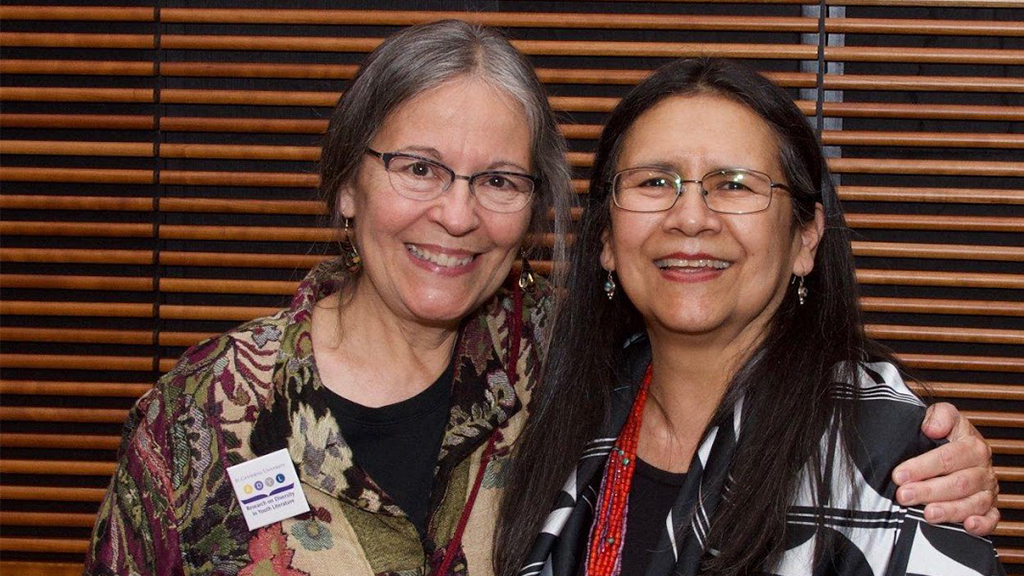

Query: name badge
[227,448,310,531]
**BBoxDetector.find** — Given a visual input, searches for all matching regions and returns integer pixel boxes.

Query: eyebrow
[397,145,531,175]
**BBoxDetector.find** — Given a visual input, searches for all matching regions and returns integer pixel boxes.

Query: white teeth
[407,245,474,268]
[654,258,731,270]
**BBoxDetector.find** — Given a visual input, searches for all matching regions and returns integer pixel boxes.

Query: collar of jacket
[249,257,525,518]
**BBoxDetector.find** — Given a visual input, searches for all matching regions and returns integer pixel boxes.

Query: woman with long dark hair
[497,58,1003,576]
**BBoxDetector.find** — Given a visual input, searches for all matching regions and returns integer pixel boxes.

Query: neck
[312,282,459,408]
[637,324,760,473]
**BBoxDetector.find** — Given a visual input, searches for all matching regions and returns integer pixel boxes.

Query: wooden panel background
[0,1,1021,574]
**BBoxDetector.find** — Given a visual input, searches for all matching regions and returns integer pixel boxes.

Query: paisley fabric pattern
[86,258,552,576]
[523,357,1005,576]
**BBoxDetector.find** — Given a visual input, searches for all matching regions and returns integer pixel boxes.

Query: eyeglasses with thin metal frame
[610,167,792,215]
[365,148,538,214]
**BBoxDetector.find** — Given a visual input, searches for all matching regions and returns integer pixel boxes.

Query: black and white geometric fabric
[519,359,1005,576]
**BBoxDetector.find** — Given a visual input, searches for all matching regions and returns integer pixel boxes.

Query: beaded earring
[603,270,616,300]
[796,275,808,305]
[518,250,535,290]
[340,217,362,274]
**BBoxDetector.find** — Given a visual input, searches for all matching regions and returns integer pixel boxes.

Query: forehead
[616,93,781,175]
[379,76,530,147]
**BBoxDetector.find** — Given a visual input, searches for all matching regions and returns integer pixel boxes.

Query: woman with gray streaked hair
[87,20,996,576]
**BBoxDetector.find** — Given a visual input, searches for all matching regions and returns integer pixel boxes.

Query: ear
[792,203,825,277]
[599,226,615,272]
[337,181,356,220]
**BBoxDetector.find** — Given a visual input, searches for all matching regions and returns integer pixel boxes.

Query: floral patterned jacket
[85,258,552,576]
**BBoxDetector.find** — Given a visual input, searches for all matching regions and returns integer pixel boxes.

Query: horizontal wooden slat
[0,87,155,103]
[991,439,1024,455]
[0,274,154,291]
[899,353,1024,373]
[0,562,83,576]
[821,74,1024,93]
[962,410,1024,428]
[158,278,297,295]
[851,241,1024,262]
[0,167,153,183]
[0,433,119,450]
[861,297,1024,317]
[0,327,153,345]
[159,332,217,347]
[0,486,106,502]
[865,325,1024,345]
[160,143,318,161]
[159,304,278,320]
[159,225,331,242]
[0,301,154,318]
[832,158,1024,177]
[160,116,326,133]
[159,170,316,187]
[159,197,324,214]
[0,59,154,76]
[0,406,129,423]
[914,382,1024,401]
[0,248,153,265]
[0,194,154,211]
[0,6,155,21]
[0,113,154,130]
[823,131,1024,149]
[0,459,115,476]
[822,102,1024,121]
[0,511,96,528]
[0,221,153,237]
[159,251,324,269]
[0,140,153,157]
[0,354,153,371]
[847,213,1024,232]
[838,186,1024,205]
[856,269,1024,289]
[0,32,154,49]
[0,537,88,554]
[997,466,1024,483]
[0,380,152,397]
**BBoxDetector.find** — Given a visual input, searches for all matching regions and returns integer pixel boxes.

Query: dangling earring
[796,275,808,306]
[603,270,616,300]
[518,250,535,290]
[340,217,362,274]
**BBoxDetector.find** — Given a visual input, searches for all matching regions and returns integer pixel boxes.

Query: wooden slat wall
[0,2,1021,574]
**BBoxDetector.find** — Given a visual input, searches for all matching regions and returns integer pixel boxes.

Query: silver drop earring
[603,271,616,300]
[797,275,808,306]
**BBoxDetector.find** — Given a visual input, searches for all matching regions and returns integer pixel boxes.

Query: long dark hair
[496,58,897,575]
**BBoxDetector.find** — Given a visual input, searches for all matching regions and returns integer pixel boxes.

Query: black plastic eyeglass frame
[611,167,792,215]
[365,148,538,212]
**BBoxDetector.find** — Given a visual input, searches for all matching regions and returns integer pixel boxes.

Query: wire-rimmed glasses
[365,149,537,213]
[611,167,791,215]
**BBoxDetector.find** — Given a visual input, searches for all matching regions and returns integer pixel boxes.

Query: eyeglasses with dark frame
[610,167,792,215]
[365,148,538,214]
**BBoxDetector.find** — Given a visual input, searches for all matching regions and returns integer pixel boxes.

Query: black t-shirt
[620,458,687,576]
[322,361,453,537]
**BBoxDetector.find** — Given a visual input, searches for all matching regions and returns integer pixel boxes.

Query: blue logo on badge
[276,473,286,483]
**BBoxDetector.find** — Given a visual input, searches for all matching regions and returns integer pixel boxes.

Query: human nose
[662,180,721,236]
[430,177,480,236]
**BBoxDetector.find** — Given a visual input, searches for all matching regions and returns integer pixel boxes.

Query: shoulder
[834,361,933,490]
[155,309,292,406]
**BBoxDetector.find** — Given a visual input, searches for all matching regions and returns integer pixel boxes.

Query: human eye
[391,156,444,181]
[709,172,759,195]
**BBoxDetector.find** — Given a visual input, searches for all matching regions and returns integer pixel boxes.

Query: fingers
[920,402,963,440]
[962,507,1001,537]
[893,433,991,485]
